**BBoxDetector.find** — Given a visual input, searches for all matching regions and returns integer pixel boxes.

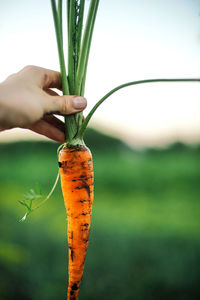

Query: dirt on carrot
[59,145,94,300]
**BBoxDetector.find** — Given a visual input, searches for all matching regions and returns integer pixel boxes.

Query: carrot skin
[59,145,94,300]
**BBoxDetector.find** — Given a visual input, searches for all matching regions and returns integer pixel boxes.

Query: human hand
[0,65,87,142]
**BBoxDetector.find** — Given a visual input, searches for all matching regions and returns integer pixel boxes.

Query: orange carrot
[59,145,94,300]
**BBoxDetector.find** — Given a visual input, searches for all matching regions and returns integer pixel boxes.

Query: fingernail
[73,97,87,109]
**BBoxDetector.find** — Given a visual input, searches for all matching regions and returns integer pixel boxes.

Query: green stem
[68,0,76,93]
[80,0,99,96]
[76,0,99,96]
[58,0,63,39]
[52,0,77,143]
[67,0,70,37]
[76,0,85,68]
[73,0,85,131]
[32,171,60,212]
[51,0,69,95]
[78,78,200,137]
[63,0,86,145]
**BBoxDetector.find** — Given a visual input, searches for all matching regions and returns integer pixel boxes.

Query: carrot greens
[51,0,99,145]
[50,0,200,146]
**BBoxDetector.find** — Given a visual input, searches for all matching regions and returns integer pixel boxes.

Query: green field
[0,129,200,300]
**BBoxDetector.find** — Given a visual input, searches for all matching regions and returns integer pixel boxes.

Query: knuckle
[42,72,49,88]
[61,96,70,114]
[21,65,36,72]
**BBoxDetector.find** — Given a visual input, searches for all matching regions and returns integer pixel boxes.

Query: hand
[0,65,87,142]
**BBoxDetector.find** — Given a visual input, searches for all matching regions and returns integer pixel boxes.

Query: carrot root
[59,145,94,300]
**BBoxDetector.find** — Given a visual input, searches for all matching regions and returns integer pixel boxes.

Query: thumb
[42,94,87,115]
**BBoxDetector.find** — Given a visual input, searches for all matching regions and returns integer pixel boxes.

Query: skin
[0,65,87,142]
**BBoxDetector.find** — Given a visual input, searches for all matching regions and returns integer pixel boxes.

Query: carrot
[49,1,200,299]
[59,144,94,300]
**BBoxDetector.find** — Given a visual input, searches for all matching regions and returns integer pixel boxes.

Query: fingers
[18,66,87,115]
[27,117,65,143]
[41,93,87,115]
[19,65,62,90]
[42,115,65,133]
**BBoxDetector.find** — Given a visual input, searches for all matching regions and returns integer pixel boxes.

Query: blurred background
[0,0,200,299]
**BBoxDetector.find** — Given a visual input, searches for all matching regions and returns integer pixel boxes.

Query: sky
[0,0,200,147]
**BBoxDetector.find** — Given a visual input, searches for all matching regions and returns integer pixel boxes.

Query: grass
[0,129,200,299]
